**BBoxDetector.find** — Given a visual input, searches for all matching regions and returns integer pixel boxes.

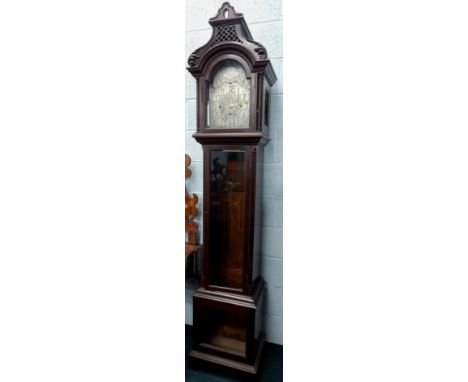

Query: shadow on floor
[185,325,283,382]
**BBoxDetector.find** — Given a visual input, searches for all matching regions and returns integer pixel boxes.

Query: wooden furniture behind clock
[185,154,201,279]
[187,2,277,376]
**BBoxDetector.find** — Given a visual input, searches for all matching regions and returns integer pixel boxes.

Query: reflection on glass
[208,60,250,129]
[209,150,246,289]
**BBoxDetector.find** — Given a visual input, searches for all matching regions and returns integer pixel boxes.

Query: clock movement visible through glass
[207,60,250,129]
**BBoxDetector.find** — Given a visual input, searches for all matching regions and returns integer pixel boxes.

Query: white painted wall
[185,0,283,345]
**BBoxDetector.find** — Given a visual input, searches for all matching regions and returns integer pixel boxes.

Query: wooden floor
[186,325,283,382]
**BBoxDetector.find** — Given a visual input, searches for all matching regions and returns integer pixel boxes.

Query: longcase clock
[187,2,277,376]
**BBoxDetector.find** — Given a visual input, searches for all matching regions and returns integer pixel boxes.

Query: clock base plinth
[189,278,266,376]
[189,332,264,377]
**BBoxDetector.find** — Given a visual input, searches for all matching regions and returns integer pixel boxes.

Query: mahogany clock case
[186,2,278,376]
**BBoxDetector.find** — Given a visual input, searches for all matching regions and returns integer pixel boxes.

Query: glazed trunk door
[207,148,248,290]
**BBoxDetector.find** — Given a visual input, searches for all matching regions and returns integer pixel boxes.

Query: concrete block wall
[185,0,283,345]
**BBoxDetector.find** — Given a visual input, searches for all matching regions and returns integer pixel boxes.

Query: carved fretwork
[210,25,242,46]
[186,2,277,86]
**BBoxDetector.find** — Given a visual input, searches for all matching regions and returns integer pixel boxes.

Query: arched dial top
[208,60,250,129]
[187,1,277,143]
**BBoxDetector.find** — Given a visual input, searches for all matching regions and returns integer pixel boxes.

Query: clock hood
[187,2,277,87]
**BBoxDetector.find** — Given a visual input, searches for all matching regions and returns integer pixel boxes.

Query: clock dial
[208,60,250,129]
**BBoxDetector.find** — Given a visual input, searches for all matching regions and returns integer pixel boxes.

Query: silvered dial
[208,60,250,129]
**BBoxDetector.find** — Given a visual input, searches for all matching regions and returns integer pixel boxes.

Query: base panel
[189,332,265,376]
